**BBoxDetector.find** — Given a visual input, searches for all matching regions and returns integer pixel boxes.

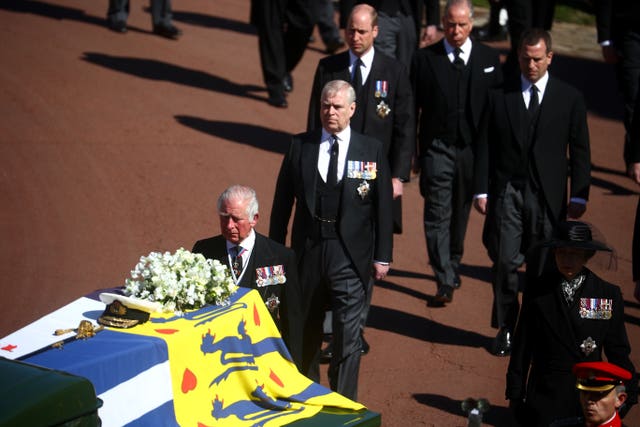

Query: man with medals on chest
[192,185,303,368]
[306,1,414,360]
[506,221,637,426]
[270,79,393,400]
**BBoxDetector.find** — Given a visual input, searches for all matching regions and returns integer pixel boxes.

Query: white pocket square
[484,66,495,73]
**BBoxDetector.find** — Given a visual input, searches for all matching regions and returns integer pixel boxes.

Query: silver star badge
[580,337,597,356]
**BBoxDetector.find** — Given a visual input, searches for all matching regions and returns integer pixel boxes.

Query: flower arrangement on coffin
[123,247,238,315]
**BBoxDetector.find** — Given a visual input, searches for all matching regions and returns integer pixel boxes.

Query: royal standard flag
[118,287,365,426]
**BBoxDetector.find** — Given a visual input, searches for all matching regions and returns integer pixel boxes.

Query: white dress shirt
[318,127,351,184]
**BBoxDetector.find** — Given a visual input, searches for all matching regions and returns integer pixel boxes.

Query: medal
[347,160,377,179]
[580,337,597,356]
[579,298,613,319]
[376,100,391,118]
[255,265,286,287]
[357,180,370,199]
[265,294,280,313]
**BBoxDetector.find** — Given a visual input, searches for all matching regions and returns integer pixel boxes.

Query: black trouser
[420,139,474,288]
[484,181,552,330]
[107,0,173,27]
[252,0,313,98]
[300,238,365,400]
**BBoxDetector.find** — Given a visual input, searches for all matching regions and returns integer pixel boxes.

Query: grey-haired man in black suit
[270,80,393,400]
[192,185,303,368]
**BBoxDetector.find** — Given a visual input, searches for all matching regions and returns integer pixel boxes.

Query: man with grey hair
[411,0,502,306]
[270,79,393,400]
[192,184,303,368]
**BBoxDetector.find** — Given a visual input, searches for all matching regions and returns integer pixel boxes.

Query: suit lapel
[338,52,351,82]
[302,130,321,215]
[534,76,556,137]
[504,81,527,150]
[432,42,454,102]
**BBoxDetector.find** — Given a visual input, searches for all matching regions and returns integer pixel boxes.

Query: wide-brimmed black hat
[541,221,612,252]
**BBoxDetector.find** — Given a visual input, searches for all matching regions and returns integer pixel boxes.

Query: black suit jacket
[594,0,640,43]
[506,269,637,426]
[474,75,591,222]
[307,50,415,182]
[192,232,302,366]
[269,128,393,286]
[411,39,503,156]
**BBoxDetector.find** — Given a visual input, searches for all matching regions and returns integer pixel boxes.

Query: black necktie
[352,58,363,95]
[453,47,464,70]
[327,136,339,186]
[231,246,243,278]
[529,84,539,115]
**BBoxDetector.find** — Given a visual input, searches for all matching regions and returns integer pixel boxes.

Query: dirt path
[1,1,638,425]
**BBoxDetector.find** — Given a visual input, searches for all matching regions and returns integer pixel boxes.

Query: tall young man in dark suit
[473,28,591,357]
[308,4,414,235]
[192,185,303,368]
[412,0,503,306]
[270,80,393,400]
[307,5,413,356]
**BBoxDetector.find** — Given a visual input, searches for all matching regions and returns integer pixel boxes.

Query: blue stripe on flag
[23,330,168,394]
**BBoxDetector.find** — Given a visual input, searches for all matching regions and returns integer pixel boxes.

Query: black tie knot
[327,136,339,186]
[231,245,243,278]
[352,59,363,94]
[453,47,464,69]
[528,84,539,115]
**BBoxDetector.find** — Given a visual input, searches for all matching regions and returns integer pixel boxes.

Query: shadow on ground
[175,116,291,154]
[368,305,493,351]
[82,52,266,102]
[172,9,255,35]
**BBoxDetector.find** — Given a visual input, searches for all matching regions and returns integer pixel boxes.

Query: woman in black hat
[505,220,637,427]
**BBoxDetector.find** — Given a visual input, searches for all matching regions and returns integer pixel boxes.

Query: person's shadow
[367,304,493,352]
[82,52,267,101]
[174,116,291,154]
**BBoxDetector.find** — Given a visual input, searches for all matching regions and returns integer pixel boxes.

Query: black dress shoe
[434,285,454,304]
[453,273,462,289]
[153,24,182,39]
[361,335,370,355]
[283,74,293,93]
[108,20,127,33]
[267,94,288,108]
[492,328,512,356]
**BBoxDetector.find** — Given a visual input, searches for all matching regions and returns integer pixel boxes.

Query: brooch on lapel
[374,80,391,118]
[265,294,280,313]
[347,160,377,180]
[256,265,286,287]
[579,298,612,320]
[580,337,597,356]
[357,180,370,199]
